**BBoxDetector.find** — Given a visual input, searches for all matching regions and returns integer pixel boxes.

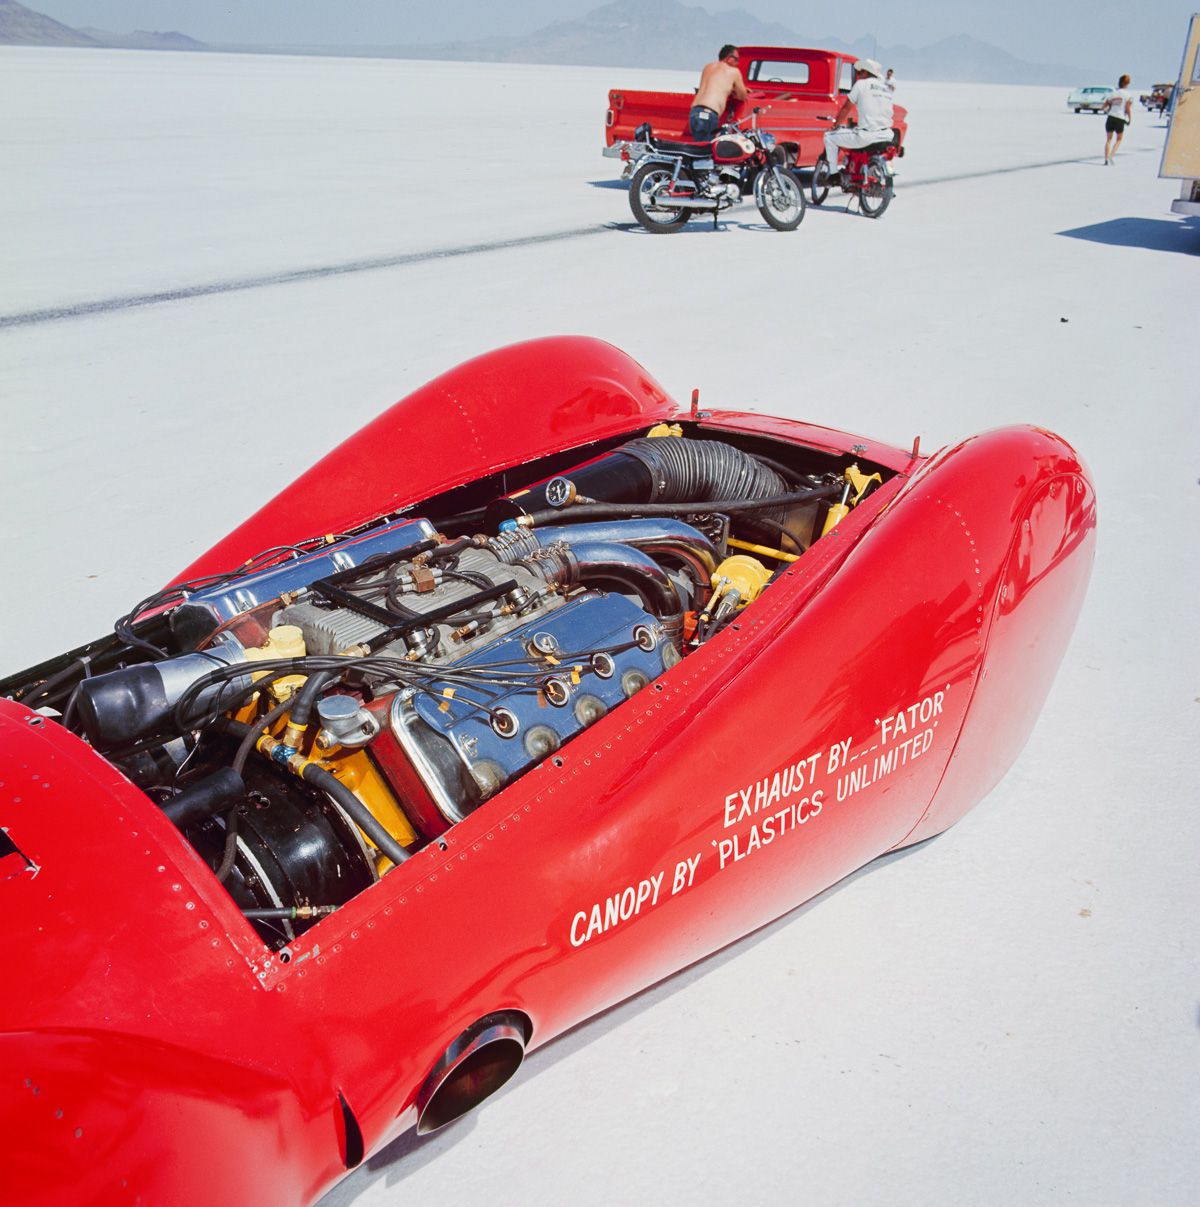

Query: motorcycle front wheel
[629,163,692,233]
[811,156,831,206]
[755,167,806,231]
[859,156,893,218]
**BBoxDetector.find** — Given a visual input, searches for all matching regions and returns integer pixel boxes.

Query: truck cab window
[747,60,811,85]
[838,61,854,93]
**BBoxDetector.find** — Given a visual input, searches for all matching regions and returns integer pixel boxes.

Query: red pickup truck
[604,45,908,170]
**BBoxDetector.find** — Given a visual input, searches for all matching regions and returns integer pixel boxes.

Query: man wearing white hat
[822,59,895,180]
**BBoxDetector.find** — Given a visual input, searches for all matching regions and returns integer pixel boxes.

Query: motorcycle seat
[850,130,900,155]
[649,137,712,156]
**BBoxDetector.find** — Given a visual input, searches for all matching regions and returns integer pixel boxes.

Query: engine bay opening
[2,424,893,950]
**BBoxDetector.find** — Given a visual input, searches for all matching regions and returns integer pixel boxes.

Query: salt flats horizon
[2,45,1197,1207]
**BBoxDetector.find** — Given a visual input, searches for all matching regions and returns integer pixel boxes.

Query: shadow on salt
[1057,216,1200,256]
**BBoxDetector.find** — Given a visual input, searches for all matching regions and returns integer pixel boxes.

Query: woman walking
[1104,74,1133,163]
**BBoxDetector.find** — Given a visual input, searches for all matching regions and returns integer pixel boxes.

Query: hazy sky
[30,1,1194,79]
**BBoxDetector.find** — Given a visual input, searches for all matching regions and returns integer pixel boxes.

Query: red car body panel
[605,46,909,166]
[0,338,1094,1205]
[174,337,681,583]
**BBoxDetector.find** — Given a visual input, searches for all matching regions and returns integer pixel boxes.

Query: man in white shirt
[1103,73,1133,163]
[822,59,895,180]
[885,68,897,92]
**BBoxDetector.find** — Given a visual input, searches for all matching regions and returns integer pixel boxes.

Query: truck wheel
[811,156,831,206]
[629,163,692,233]
[859,157,893,218]
[755,167,806,231]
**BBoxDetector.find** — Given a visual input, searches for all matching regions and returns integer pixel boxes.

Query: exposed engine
[7,430,882,948]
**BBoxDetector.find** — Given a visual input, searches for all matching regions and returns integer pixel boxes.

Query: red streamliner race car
[0,337,1095,1206]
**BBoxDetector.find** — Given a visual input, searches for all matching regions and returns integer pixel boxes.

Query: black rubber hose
[216,808,240,883]
[215,716,412,868]
[751,454,821,487]
[522,483,838,527]
[16,658,87,706]
[439,568,494,590]
[300,763,411,867]
[740,516,804,554]
[62,684,81,731]
[173,657,311,731]
[288,669,340,733]
[162,767,246,829]
[437,506,490,534]
[233,697,291,777]
[428,536,472,562]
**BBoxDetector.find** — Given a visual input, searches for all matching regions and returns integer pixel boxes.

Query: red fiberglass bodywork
[0,338,1095,1205]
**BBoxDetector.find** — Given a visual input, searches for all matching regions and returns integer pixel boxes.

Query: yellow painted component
[821,502,851,536]
[710,554,772,607]
[255,730,419,862]
[243,624,305,661]
[316,747,419,854]
[822,463,883,536]
[647,423,684,438]
[727,537,800,564]
[438,686,457,713]
[845,463,882,505]
[244,624,307,682]
[270,674,307,702]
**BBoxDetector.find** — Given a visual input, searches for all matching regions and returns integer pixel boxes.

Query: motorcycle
[810,129,901,219]
[627,108,806,234]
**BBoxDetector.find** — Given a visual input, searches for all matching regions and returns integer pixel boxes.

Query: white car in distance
[1067,85,1111,113]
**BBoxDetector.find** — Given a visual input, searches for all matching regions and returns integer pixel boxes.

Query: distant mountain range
[0,0,202,50]
[79,26,205,52]
[0,0,94,45]
[0,0,1103,84]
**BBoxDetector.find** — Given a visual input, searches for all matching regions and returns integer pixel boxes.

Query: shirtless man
[690,45,748,140]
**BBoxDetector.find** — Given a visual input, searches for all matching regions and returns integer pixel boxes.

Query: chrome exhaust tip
[415,1014,528,1134]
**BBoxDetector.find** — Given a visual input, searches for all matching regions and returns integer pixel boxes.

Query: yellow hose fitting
[646,423,684,438]
[281,723,308,750]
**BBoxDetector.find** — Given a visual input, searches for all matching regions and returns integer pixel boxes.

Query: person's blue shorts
[689,105,719,140]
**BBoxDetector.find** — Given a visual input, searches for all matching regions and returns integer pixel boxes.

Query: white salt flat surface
[1,47,1197,1207]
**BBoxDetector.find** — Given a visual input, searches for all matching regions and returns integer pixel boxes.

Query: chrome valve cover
[389,591,676,823]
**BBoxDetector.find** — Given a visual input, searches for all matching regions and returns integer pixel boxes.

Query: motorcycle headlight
[761,131,777,148]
